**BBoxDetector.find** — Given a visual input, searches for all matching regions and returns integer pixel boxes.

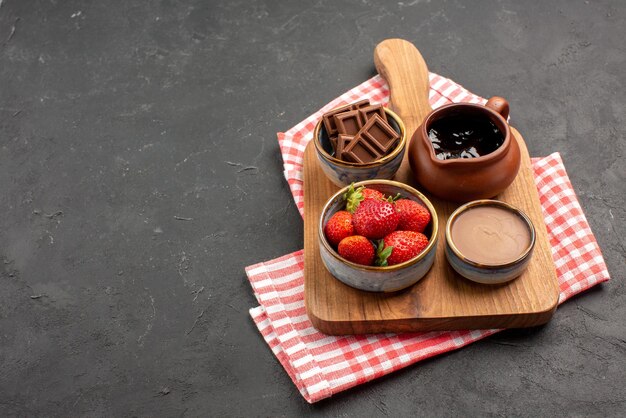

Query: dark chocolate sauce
[428,115,504,160]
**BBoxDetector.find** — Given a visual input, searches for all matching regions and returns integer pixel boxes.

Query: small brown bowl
[408,97,521,203]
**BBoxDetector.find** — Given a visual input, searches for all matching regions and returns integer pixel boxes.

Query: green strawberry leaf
[343,183,365,213]
[375,240,393,267]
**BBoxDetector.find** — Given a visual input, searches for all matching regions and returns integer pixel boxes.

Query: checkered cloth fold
[246,74,610,403]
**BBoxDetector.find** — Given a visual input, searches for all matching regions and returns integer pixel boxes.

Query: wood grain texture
[374,38,432,135]
[303,39,559,335]
[304,130,559,335]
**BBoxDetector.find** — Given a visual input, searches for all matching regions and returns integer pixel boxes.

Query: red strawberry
[361,188,384,201]
[343,184,385,213]
[352,198,399,239]
[338,235,375,265]
[324,210,354,246]
[378,231,429,266]
[395,199,431,233]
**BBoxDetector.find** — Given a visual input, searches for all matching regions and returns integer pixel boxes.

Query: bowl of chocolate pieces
[313,100,407,187]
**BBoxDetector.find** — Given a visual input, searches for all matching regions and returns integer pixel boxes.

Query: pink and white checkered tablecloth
[245,73,610,403]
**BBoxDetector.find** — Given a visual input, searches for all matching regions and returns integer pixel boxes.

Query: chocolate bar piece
[329,135,338,152]
[357,114,400,154]
[358,104,387,125]
[321,100,372,137]
[351,99,370,109]
[322,103,352,136]
[336,134,354,156]
[334,110,363,136]
[341,135,384,163]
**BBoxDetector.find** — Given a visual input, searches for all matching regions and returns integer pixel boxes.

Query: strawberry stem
[343,183,365,213]
[375,240,393,267]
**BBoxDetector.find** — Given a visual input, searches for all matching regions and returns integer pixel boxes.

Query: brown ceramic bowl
[408,97,521,203]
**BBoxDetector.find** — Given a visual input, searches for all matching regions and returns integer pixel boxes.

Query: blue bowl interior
[319,111,402,158]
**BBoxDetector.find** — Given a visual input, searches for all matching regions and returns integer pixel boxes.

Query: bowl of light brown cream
[445,200,535,284]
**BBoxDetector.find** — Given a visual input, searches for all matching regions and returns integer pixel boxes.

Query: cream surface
[451,206,531,265]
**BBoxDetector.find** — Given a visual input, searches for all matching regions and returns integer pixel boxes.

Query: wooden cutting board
[303,39,559,335]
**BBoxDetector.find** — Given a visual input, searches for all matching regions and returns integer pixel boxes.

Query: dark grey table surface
[1,0,624,416]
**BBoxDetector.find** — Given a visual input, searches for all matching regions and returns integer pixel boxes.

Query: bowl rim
[318,179,439,272]
[445,199,536,269]
[314,107,407,168]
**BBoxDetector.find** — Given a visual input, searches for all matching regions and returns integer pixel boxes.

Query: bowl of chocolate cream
[445,200,535,284]
[408,96,521,203]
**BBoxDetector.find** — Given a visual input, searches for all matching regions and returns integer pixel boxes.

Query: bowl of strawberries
[319,180,439,292]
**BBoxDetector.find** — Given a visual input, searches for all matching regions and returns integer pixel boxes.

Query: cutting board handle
[374,39,432,137]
